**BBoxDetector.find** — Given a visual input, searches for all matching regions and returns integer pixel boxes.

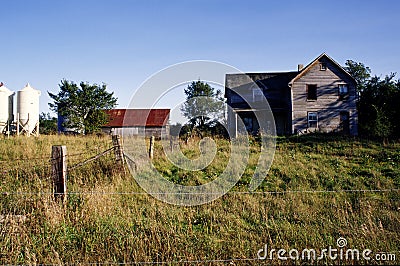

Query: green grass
[0,134,399,264]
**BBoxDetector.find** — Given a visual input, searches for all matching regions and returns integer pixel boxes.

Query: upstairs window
[320,63,327,71]
[338,84,349,99]
[252,88,263,102]
[230,94,243,103]
[307,84,317,101]
[308,112,318,128]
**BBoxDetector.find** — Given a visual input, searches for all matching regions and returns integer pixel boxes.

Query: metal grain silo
[17,83,41,136]
[0,83,14,134]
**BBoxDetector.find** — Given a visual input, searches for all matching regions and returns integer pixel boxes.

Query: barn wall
[102,126,169,138]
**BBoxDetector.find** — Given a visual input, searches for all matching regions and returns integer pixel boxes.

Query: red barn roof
[103,109,170,127]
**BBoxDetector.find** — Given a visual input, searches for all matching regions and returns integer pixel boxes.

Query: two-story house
[225,53,358,136]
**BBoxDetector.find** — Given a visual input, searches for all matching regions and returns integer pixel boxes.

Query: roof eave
[288,53,357,86]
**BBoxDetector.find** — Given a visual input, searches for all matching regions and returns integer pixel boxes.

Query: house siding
[225,54,358,137]
[225,72,296,136]
[291,57,358,135]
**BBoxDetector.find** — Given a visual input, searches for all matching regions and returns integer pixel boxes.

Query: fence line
[1,160,52,169]
[0,143,113,164]
[1,164,52,177]
[69,147,114,171]
[2,136,398,265]
[82,257,261,265]
[1,188,399,196]
[0,138,118,202]
[0,156,52,163]
[0,135,399,200]
[0,150,112,174]
[16,251,400,266]
[0,151,104,164]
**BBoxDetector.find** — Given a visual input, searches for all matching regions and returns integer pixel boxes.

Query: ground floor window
[243,117,253,132]
[308,112,318,128]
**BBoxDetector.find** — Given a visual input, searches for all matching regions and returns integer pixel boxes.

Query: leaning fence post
[52,145,67,202]
[149,136,155,159]
[112,135,125,165]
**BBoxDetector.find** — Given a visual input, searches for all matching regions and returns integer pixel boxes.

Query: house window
[320,63,327,71]
[338,84,349,99]
[307,84,317,100]
[243,117,253,132]
[231,94,243,103]
[252,88,263,102]
[308,112,318,128]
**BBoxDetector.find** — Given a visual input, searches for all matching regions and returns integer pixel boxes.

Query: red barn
[102,109,170,137]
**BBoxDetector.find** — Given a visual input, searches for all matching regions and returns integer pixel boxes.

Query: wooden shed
[102,109,170,137]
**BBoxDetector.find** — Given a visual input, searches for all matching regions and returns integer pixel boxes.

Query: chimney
[298,64,304,71]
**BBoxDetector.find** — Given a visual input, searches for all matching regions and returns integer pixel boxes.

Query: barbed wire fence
[0,135,399,264]
[1,135,400,198]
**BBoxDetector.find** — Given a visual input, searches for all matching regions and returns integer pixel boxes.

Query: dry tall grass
[0,134,399,264]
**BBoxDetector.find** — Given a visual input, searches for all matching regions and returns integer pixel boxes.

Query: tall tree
[39,112,57,135]
[181,80,225,133]
[358,73,400,139]
[345,60,400,139]
[48,80,117,134]
[344,60,371,93]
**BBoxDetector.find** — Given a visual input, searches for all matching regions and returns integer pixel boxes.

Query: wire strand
[1,188,399,196]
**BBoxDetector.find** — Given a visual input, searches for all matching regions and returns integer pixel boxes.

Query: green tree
[344,59,371,94]
[39,112,57,135]
[358,74,400,139]
[48,80,117,134]
[180,80,225,134]
[169,122,183,137]
[345,60,400,139]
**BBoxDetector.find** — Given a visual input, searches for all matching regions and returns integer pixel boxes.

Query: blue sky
[1,0,400,120]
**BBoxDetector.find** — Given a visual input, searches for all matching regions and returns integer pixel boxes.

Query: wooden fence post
[52,145,67,202]
[16,113,20,136]
[149,136,155,159]
[112,135,125,165]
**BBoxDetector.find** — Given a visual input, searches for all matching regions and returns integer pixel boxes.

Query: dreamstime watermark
[123,61,276,206]
[257,237,397,262]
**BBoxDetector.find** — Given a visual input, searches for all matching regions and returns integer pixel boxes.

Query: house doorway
[340,111,350,135]
[238,112,259,135]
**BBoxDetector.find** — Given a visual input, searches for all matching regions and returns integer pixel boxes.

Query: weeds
[0,134,399,264]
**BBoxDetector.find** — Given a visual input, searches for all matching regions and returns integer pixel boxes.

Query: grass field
[0,134,399,264]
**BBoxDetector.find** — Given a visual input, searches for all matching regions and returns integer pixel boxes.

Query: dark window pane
[307,85,317,100]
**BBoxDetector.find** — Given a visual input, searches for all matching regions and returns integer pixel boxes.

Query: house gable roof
[103,109,170,128]
[225,72,297,110]
[225,72,298,96]
[288,53,356,85]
